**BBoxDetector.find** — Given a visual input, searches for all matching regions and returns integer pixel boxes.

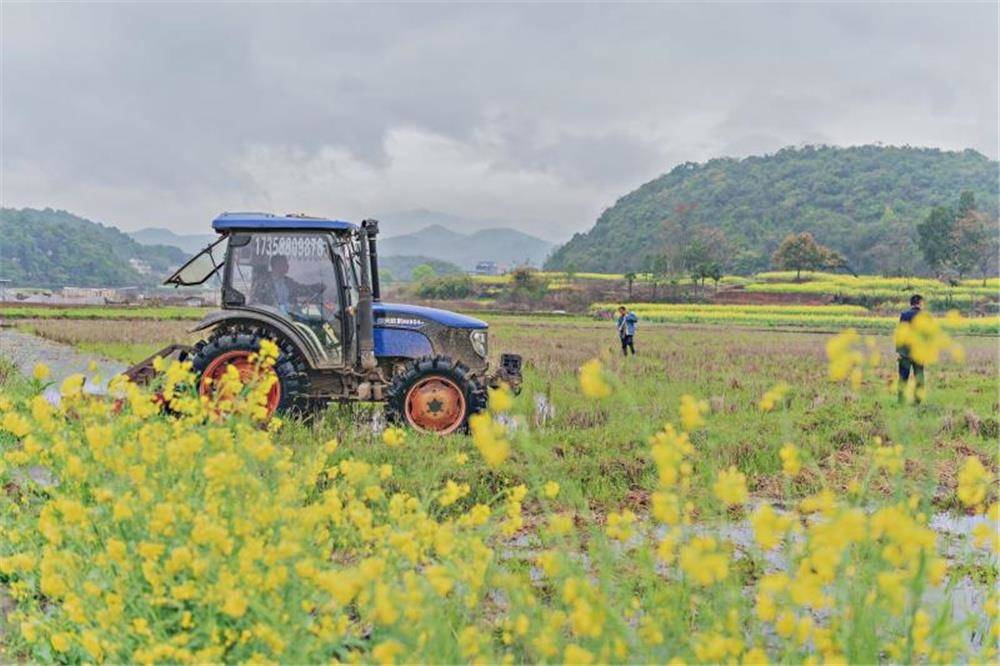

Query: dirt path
[0,328,127,397]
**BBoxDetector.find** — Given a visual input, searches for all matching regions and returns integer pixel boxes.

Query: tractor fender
[188,309,324,369]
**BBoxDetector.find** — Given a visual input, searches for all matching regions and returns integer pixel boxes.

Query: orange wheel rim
[404,376,466,434]
[199,350,281,416]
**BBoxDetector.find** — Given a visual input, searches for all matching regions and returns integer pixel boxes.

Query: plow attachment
[122,344,194,385]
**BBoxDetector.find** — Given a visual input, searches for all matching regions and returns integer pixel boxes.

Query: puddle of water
[497,506,996,651]
[930,512,991,535]
[43,377,114,406]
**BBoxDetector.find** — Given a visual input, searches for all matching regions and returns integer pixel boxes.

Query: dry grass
[19,318,197,346]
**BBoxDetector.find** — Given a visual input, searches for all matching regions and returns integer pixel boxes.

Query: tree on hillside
[975,219,1000,284]
[917,192,997,279]
[657,217,687,277]
[682,227,728,286]
[916,206,956,273]
[860,206,921,277]
[649,253,671,278]
[644,253,672,300]
[624,272,637,299]
[771,232,846,280]
[822,247,853,275]
[411,263,437,283]
[958,190,977,217]
[951,209,996,281]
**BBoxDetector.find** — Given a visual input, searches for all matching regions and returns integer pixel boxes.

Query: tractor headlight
[470,329,488,358]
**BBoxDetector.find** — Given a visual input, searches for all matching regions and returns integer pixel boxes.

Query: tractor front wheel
[190,330,309,418]
[386,356,486,435]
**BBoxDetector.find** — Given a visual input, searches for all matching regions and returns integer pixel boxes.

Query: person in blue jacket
[616,305,638,356]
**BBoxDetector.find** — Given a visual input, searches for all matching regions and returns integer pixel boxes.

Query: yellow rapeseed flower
[488,385,514,412]
[578,359,612,399]
[564,643,595,664]
[679,394,709,430]
[258,338,280,363]
[32,363,50,381]
[713,466,749,507]
[438,480,471,507]
[759,382,789,412]
[895,311,963,368]
[547,514,574,536]
[222,592,249,618]
[872,442,904,474]
[957,456,992,509]
[60,373,86,400]
[469,412,510,468]
[779,443,801,477]
[679,536,729,585]
[382,427,406,447]
[605,509,637,542]
[750,503,794,550]
[372,639,405,665]
[50,632,72,653]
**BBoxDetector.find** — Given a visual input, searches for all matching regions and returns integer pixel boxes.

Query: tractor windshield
[226,231,345,365]
[164,236,226,286]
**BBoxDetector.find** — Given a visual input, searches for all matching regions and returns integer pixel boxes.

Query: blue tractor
[127,212,521,434]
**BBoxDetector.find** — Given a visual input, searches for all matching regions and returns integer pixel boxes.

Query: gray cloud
[1,2,996,240]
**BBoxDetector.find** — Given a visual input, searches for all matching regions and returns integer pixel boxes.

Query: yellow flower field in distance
[593,302,1000,334]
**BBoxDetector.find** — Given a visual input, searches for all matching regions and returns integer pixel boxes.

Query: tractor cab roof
[212,212,357,233]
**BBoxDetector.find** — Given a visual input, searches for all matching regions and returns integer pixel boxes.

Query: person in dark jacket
[253,255,323,315]
[897,294,925,404]
[617,305,638,356]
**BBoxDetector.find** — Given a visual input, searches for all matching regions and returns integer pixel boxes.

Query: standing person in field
[617,305,638,356]
[897,294,925,404]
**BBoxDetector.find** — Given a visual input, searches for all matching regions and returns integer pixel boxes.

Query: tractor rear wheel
[190,329,309,418]
[386,356,486,435]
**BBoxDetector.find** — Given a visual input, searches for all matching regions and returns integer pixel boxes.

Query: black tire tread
[385,355,487,433]
[190,324,310,413]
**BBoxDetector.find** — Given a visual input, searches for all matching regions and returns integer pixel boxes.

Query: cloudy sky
[2,2,997,240]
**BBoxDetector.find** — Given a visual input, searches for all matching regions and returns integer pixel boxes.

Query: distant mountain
[130,227,217,254]
[379,255,463,282]
[380,225,554,270]
[378,209,565,242]
[377,209,512,237]
[545,145,999,274]
[0,208,187,288]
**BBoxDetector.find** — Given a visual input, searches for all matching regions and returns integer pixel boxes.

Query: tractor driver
[256,254,324,316]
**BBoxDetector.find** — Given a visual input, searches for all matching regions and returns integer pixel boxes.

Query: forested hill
[0,208,187,288]
[545,145,999,274]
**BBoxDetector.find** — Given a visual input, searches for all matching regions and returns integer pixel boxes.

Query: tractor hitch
[489,353,523,394]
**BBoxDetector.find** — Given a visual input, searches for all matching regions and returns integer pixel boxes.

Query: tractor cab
[166,213,365,368]
[147,212,522,433]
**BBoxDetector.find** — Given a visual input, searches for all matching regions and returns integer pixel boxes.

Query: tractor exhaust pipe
[362,219,381,301]
[356,224,377,371]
